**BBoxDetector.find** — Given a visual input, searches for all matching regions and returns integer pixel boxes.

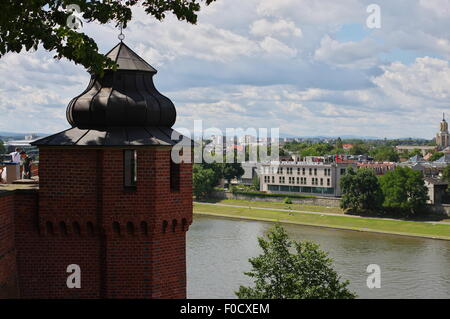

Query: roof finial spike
[118,22,125,42]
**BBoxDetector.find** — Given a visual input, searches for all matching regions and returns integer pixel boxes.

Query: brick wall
[0,192,18,298]
[99,148,192,298]
[7,146,192,299]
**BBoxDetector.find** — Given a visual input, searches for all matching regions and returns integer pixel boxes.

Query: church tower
[436,113,450,150]
[21,42,193,298]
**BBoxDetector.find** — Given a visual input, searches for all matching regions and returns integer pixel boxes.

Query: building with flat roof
[260,160,356,197]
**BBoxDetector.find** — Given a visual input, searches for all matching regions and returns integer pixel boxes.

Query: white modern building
[260,160,356,197]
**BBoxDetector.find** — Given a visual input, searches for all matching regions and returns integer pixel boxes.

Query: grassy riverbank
[194,200,450,240]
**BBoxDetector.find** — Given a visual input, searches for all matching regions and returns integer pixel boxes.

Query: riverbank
[194,200,450,241]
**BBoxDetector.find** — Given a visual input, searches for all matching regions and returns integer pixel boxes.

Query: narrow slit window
[170,159,180,192]
[124,150,137,188]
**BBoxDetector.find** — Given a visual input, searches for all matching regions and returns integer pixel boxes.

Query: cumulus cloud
[314,35,383,68]
[1,1,450,138]
[250,19,302,38]
[373,57,450,102]
[256,0,364,24]
[259,37,298,57]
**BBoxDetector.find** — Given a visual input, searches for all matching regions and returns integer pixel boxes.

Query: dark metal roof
[33,42,187,147]
[66,69,177,128]
[31,126,192,147]
[64,42,176,131]
[105,42,157,73]
[408,155,424,163]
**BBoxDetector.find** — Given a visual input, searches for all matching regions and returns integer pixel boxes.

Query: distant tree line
[282,137,439,162]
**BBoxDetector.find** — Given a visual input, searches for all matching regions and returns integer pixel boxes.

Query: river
[187,215,450,299]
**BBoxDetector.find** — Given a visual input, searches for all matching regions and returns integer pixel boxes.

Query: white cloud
[259,37,298,57]
[256,0,364,24]
[314,35,382,68]
[2,1,450,138]
[250,19,302,38]
[419,0,450,18]
[373,57,450,102]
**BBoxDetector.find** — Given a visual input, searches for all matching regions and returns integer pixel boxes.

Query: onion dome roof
[32,42,190,147]
[66,42,176,129]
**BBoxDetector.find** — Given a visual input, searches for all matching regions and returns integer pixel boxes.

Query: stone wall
[211,190,341,207]
[211,190,450,215]
[427,204,450,216]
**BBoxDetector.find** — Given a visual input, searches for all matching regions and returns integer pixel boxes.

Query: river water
[187,215,450,299]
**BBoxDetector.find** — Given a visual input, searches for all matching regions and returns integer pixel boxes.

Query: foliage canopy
[236,224,356,299]
[0,0,216,74]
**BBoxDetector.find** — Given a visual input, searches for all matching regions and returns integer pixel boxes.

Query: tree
[443,164,450,182]
[379,167,429,215]
[340,167,384,213]
[408,148,422,158]
[222,150,244,188]
[252,175,260,191]
[236,224,355,299]
[0,0,216,75]
[201,162,223,186]
[370,146,399,162]
[0,140,5,154]
[300,143,333,157]
[335,137,343,150]
[279,147,288,157]
[192,164,217,199]
[429,152,444,162]
[442,164,450,191]
[349,142,370,155]
[222,162,244,188]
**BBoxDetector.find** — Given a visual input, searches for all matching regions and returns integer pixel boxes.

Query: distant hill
[0,131,48,138]
[280,133,380,140]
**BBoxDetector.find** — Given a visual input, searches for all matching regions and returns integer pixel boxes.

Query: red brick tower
[22,42,193,298]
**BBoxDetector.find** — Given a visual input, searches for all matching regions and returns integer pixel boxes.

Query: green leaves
[379,166,429,215]
[193,164,217,199]
[341,166,429,216]
[0,0,216,73]
[236,224,356,299]
[340,167,384,213]
[369,145,400,162]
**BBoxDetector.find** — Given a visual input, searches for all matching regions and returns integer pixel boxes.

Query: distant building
[395,145,436,156]
[342,144,353,151]
[260,160,356,197]
[436,113,450,149]
[424,177,448,204]
[239,163,261,185]
[400,153,450,177]
[357,162,396,175]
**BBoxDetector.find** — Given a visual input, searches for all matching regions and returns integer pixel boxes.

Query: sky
[1,0,450,138]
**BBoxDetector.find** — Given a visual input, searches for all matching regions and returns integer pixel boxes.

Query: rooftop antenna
[118,22,125,42]
[444,112,446,121]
